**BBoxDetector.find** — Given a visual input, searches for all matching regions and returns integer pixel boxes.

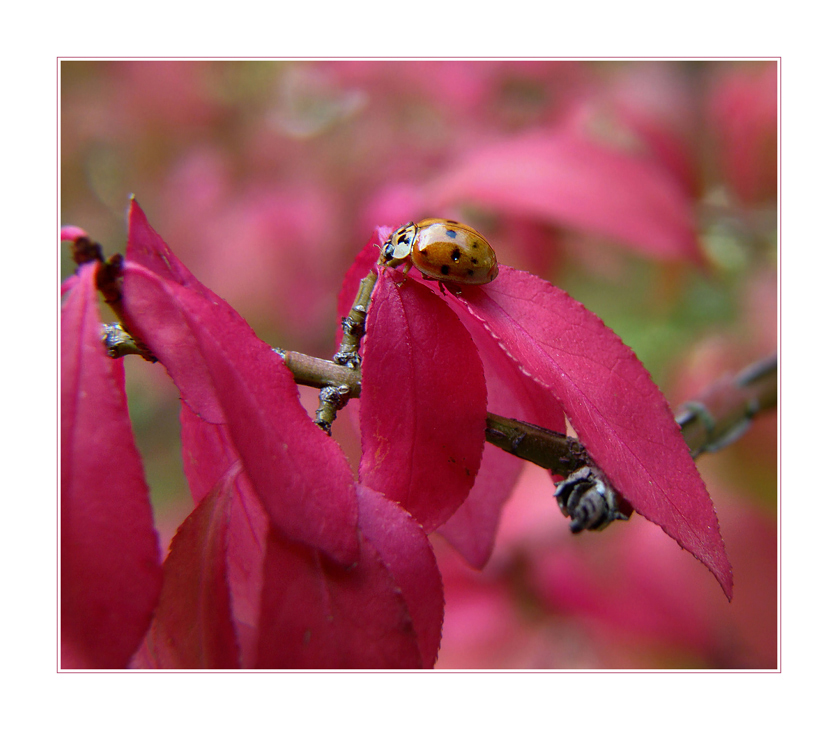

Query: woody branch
[75,238,777,479]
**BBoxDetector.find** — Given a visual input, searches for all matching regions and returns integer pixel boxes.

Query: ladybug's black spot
[440,265,450,276]
[419,248,430,258]
[451,249,461,262]
[466,269,475,277]
[445,229,457,238]
[471,242,479,248]
[471,257,479,264]
[445,219,458,225]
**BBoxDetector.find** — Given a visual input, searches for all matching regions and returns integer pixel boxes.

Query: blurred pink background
[60,60,777,669]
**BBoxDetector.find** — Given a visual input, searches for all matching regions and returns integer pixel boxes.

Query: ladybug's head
[380,222,417,265]
[380,241,397,263]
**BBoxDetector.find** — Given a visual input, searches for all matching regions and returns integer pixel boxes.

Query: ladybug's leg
[391,258,412,288]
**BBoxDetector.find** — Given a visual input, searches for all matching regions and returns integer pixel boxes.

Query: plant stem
[100,321,776,476]
[274,349,361,398]
[332,269,379,370]
[483,413,588,476]
[674,353,777,458]
[70,236,157,362]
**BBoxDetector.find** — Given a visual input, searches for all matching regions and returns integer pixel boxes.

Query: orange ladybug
[381,218,499,284]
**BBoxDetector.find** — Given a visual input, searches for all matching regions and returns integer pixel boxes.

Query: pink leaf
[256,526,423,668]
[126,197,214,297]
[453,267,733,599]
[182,409,441,668]
[122,261,359,566]
[60,225,90,242]
[708,63,778,206]
[359,268,487,532]
[224,473,271,667]
[433,291,566,567]
[120,260,229,424]
[131,478,240,669]
[126,198,262,423]
[338,233,564,568]
[437,447,525,569]
[608,63,702,197]
[122,197,252,423]
[179,404,271,668]
[180,402,241,504]
[356,484,444,668]
[61,263,162,668]
[427,129,703,263]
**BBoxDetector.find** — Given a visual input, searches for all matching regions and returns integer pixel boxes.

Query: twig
[273,349,361,398]
[72,225,776,533]
[674,353,777,458]
[483,412,587,476]
[96,326,777,472]
[315,267,380,433]
[82,222,775,532]
[333,269,378,370]
[70,236,157,363]
[96,323,776,532]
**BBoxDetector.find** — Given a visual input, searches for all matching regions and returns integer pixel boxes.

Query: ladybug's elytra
[381,218,499,284]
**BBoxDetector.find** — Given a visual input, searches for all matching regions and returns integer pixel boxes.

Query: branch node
[101,322,158,363]
[314,384,352,435]
[552,464,633,533]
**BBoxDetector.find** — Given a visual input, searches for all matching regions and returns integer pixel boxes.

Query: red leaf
[122,197,254,423]
[182,409,441,668]
[225,473,271,667]
[179,405,271,668]
[61,263,162,668]
[126,197,214,297]
[131,478,240,669]
[120,261,229,424]
[180,402,241,504]
[122,261,359,566]
[433,293,566,567]
[60,225,90,242]
[256,526,423,668]
[356,484,444,668]
[359,268,487,532]
[453,267,733,599]
[709,63,778,206]
[608,63,701,198]
[427,129,703,263]
[337,233,564,568]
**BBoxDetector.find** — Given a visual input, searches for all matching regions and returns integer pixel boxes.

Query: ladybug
[381,218,499,284]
